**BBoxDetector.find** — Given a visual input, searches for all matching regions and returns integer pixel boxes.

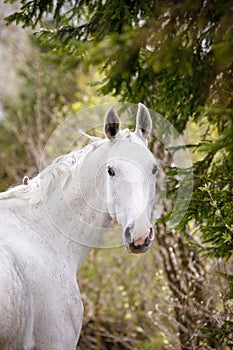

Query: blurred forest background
[0,1,232,349]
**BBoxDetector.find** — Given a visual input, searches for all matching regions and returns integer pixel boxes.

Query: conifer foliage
[4,0,233,347]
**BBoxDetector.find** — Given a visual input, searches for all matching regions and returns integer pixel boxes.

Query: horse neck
[30,142,112,270]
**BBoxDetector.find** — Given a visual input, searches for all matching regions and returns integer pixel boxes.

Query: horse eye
[107,166,115,177]
[152,164,158,174]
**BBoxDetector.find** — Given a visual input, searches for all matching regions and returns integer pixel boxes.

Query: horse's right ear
[135,103,152,142]
[104,107,120,141]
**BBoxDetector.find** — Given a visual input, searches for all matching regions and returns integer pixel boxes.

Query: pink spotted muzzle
[123,226,155,254]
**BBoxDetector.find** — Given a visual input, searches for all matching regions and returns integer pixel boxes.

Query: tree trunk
[153,141,219,349]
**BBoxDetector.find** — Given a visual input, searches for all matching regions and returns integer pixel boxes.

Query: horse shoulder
[31,266,83,349]
[0,231,83,349]
[0,244,35,349]
[27,246,84,348]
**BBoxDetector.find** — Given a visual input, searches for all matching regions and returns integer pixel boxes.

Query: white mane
[0,138,103,205]
[0,129,136,205]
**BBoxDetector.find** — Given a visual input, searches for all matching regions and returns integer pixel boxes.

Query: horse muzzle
[123,226,155,254]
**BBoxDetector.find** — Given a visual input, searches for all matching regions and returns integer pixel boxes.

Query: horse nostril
[124,227,133,245]
[144,228,154,247]
[144,236,151,246]
[149,227,154,240]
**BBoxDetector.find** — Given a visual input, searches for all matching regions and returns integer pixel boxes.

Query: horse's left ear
[135,103,152,142]
[104,107,120,141]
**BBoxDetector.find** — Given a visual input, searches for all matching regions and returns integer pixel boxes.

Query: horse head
[104,103,158,254]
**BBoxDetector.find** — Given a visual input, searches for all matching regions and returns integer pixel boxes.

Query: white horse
[0,103,158,350]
